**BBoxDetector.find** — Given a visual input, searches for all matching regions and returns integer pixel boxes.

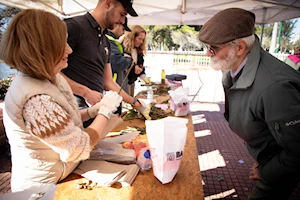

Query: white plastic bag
[168,87,190,116]
[146,117,188,184]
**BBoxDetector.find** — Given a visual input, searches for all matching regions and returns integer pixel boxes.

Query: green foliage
[145,19,297,52]
[0,6,21,41]
[279,20,296,52]
[144,25,179,50]
[294,39,300,47]
[255,20,297,52]
[144,25,202,51]
[172,26,202,50]
[0,76,13,100]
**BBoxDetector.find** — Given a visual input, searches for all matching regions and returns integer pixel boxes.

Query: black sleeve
[127,53,146,84]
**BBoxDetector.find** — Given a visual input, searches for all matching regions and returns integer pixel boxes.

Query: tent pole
[181,0,187,25]
[260,7,267,45]
[260,24,265,44]
[270,22,278,53]
[73,0,89,11]
[275,21,283,53]
[181,0,187,14]
[35,0,65,15]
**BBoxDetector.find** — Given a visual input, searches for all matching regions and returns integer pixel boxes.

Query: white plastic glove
[139,74,150,84]
[97,91,122,119]
[136,99,151,120]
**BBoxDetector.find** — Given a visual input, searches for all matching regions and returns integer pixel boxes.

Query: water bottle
[137,147,152,170]
[147,86,153,101]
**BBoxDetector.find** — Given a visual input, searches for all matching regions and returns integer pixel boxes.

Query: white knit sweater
[4,73,98,192]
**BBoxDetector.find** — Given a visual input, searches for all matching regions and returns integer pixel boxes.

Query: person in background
[285,44,300,71]
[106,17,133,92]
[198,8,300,200]
[0,9,122,192]
[61,0,150,125]
[121,25,149,96]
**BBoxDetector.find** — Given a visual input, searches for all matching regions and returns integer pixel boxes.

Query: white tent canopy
[0,0,300,25]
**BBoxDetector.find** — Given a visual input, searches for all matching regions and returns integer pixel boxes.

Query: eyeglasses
[204,43,230,56]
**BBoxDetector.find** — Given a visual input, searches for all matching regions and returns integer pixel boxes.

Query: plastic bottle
[161,69,166,84]
[147,86,153,101]
[136,147,152,170]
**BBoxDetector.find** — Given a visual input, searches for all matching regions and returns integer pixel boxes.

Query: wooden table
[54,96,204,200]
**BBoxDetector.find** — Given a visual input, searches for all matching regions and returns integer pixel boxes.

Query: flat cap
[198,8,255,45]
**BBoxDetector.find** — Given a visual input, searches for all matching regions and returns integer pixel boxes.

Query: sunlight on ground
[191,114,206,124]
[194,129,211,137]
[204,188,237,200]
[198,150,226,171]
[192,103,221,112]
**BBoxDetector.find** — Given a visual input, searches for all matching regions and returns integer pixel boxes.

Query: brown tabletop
[54,95,204,200]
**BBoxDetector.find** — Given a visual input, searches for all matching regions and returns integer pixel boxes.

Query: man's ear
[105,0,114,9]
[236,40,247,56]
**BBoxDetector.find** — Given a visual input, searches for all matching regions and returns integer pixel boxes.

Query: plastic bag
[146,117,188,184]
[89,141,136,164]
[168,87,190,116]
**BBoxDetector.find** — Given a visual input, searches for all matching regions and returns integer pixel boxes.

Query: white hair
[230,34,255,51]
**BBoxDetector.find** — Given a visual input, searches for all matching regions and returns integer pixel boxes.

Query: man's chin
[210,64,222,71]
[211,62,233,71]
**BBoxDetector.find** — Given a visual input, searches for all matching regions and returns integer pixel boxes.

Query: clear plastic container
[147,86,153,101]
[136,147,152,170]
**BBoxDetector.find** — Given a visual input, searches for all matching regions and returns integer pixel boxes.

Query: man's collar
[107,30,116,38]
[234,35,261,89]
[230,57,248,79]
[223,35,261,89]
[85,12,108,34]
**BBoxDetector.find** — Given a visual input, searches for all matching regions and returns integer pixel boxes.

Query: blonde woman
[0,9,122,192]
[121,25,149,96]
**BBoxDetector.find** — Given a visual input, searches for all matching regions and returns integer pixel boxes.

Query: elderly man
[198,8,300,200]
[61,0,150,126]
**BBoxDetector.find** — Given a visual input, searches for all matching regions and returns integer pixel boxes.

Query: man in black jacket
[198,8,300,200]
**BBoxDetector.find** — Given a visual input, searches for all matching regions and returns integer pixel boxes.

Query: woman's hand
[134,64,143,74]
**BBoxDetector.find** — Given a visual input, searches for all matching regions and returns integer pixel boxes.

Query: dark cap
[117,0,138,17]
[198,8,255,45]
[123,17,131,31]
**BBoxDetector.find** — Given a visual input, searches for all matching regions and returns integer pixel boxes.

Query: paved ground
[190,102,300,200]
[0,149,11,194]
[0,102,299,199]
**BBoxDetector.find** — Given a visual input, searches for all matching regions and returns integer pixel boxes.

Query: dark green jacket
[223,36,300,185]
[106,31,132,91]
